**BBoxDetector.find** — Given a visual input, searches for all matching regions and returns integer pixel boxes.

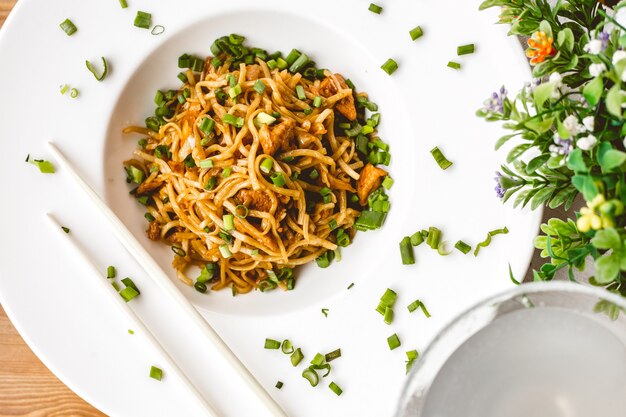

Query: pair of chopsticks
[47,143,288,417]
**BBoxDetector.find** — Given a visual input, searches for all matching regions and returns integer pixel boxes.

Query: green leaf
[506,143,531,163]
[513,189,531,208]
[582,77,603,107]
[606,85,623,118]
[524,117,554,134]
[591,228,622,250]
[539,20,552,39]
[526,154,550,174]
[495,133,519,150]
[571,174,598,201]
[533,82,555,109]
[531,187,554,210]
[478,0,507,10]
[567,149,587,173]
[547,155,565,169]
[595,254,620,284]
[557,28,574,52]
[600,149,626,171]
[556,117,570,139]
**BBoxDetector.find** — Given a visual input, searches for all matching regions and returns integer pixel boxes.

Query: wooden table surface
[0,2,105,415]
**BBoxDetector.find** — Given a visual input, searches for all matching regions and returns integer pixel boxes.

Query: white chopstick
[45,213,221,417]
[48,142,288,417]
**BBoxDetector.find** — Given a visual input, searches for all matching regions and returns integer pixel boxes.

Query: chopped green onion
[270,172,286,187]
[309,169,319,180]
[295,85,306,100]
[199,117,215,135]
[68,88,79,98]
[313,96,323,108]
[405,350,419,374]
[399,236,415,265]
[302,368,319,387]
[457,43,476,56]
[291,348,304,366]
[223,114,244,128]
[118,0,128,8]
[59,19,77,36]
[171,245,186,257]
[410,231,424,246]
[281,339,294,354]
[219,244,233,258]
[315,250,335,268]
[381,58,398,75]
[267,60,278,70]
[127,166,144,184]
[426,226,441,250]
[430,147,453,170]
[455,240,471,254]
[275,381,283,389]
[407,299,431,318]
[289,53,310,73]
[211,57,222,68]
[204,177,217,190]
[134,11,152,29]
[178,54,190,68]
[234,205,249,219]
[221,167,232,178]
[253,80,266,94]
[311,353,325,366]
[28,158,55,174]
[86,57,108,81]
[285,49,301,66]
[276,58,288,70]
[111,282,120,292]
[149,366,162,381]
[199,159,214,169]
[329,382,343,396]
[354,210,386,231]
[215,89,228,104]
[384,306,394,325]
[144,212,155,222]
[106,266,116,279]
[410,26,424,41]
[376,288,397,315]
[347,283,355,289]
[325,349,341,362]
[119,286,139,302]
[264,338,281,349]
[382,177,394,190]
[151,25,165,36]
[437,241,452,256]
[368,3,383,13]
[60,226,70,234]
[255,112,276,125]
[223,214,235,231]
[474,227,509,256]
[387,333,401,350]
[60,84,69,94]
[121,277,140,294]
[447,61,461,70]
[229,84,242,98]
[128,329,134,334]
[177,93,186,104]
[321,308,329,317]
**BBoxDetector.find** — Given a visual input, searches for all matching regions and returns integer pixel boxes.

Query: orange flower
[526,31,556,65]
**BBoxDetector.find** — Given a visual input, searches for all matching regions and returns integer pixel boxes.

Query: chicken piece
[258,118,296,156]
[357,163,388,205]
[136,178,164,195]
[319,74,357,121]
[246,65,262,81]
[147,221,161,241]
[237,189,273,212]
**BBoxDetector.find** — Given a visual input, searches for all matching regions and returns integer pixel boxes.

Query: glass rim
[394,281,626,417]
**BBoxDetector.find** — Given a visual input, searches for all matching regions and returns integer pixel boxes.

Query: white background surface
[0,1,542,416]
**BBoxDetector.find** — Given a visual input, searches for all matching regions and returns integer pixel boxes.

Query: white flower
[563,115,583,135]
[582,116,595,132]
[613,50,626,65]
[584,39,603,55]
[577,134,598,151]
[589,63,607,77]
[621,68,626,82]
[549,72,563,87]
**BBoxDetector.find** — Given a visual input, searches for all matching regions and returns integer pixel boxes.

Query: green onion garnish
[302,368,319,387]
[387,333,401,350]
[430,147,453,170]
[309,169,319,180]
[229,84,242,99]
[61,226,70,234]
[69,88,79,98]
[384,306,394,325]
[255,112,276,125]
[354,210,386,230]
[454,240,471,254]
[347,283,354,290]
[199,117,215,135]
[149,366,163,381]
[368,3,383,14]
[325,349,342,362]
[264,338,281,349]
[134,11,152,29]
[316,250,335,268]
[447,61,461,70]
[437,241,452,256]
[275,381,284,389]
[85,57,108,81]
[270,172,286,187]
[118,0,128,8]
[399,236,415,265]
[221,167,232,178]
[381,58,398,75]
[409,26,423,41]
[276,57,288,70]
[281,339,294,354]
[295,85,306,100]
[405,350,419,374]
[122,277,140,294]
[457,43,476,56]
[234,205,249,219]
[291,348,304,366]
[376,288,397,315]
[219,244,233,258]
[204,177,217,190]
[289,53,310,73]
[410,231,424,247]
[60,84,69,94]
[151,25,165,36]
[311,353,325,366]
[126,166,144,183]
[329,381,343,396]
[106,266,116,278]
[223,214,235,231]
[194,281,207,294]
[321,308,329,317]
[313,96,323,108]
[382,177,394,190]
[253,80,266,94]
[119,286,139,302]
[177,72,188,83]
[426,226,441,249]
[474,227,509,256]
[28,158,55,174]
[223,114,244,128]
[407,299,431,317]
[285,49,301,66]
[128,329,134,334]
[171,245,186,257]
[59,19,77,36]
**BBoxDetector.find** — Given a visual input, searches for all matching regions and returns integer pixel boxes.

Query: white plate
[0,0,541,416]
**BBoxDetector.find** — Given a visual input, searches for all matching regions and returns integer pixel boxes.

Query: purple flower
[524,78,542,94]
[483,86,508,114]
[599,31,610,51]
[494,172,506,199]
[549,135,573,158]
